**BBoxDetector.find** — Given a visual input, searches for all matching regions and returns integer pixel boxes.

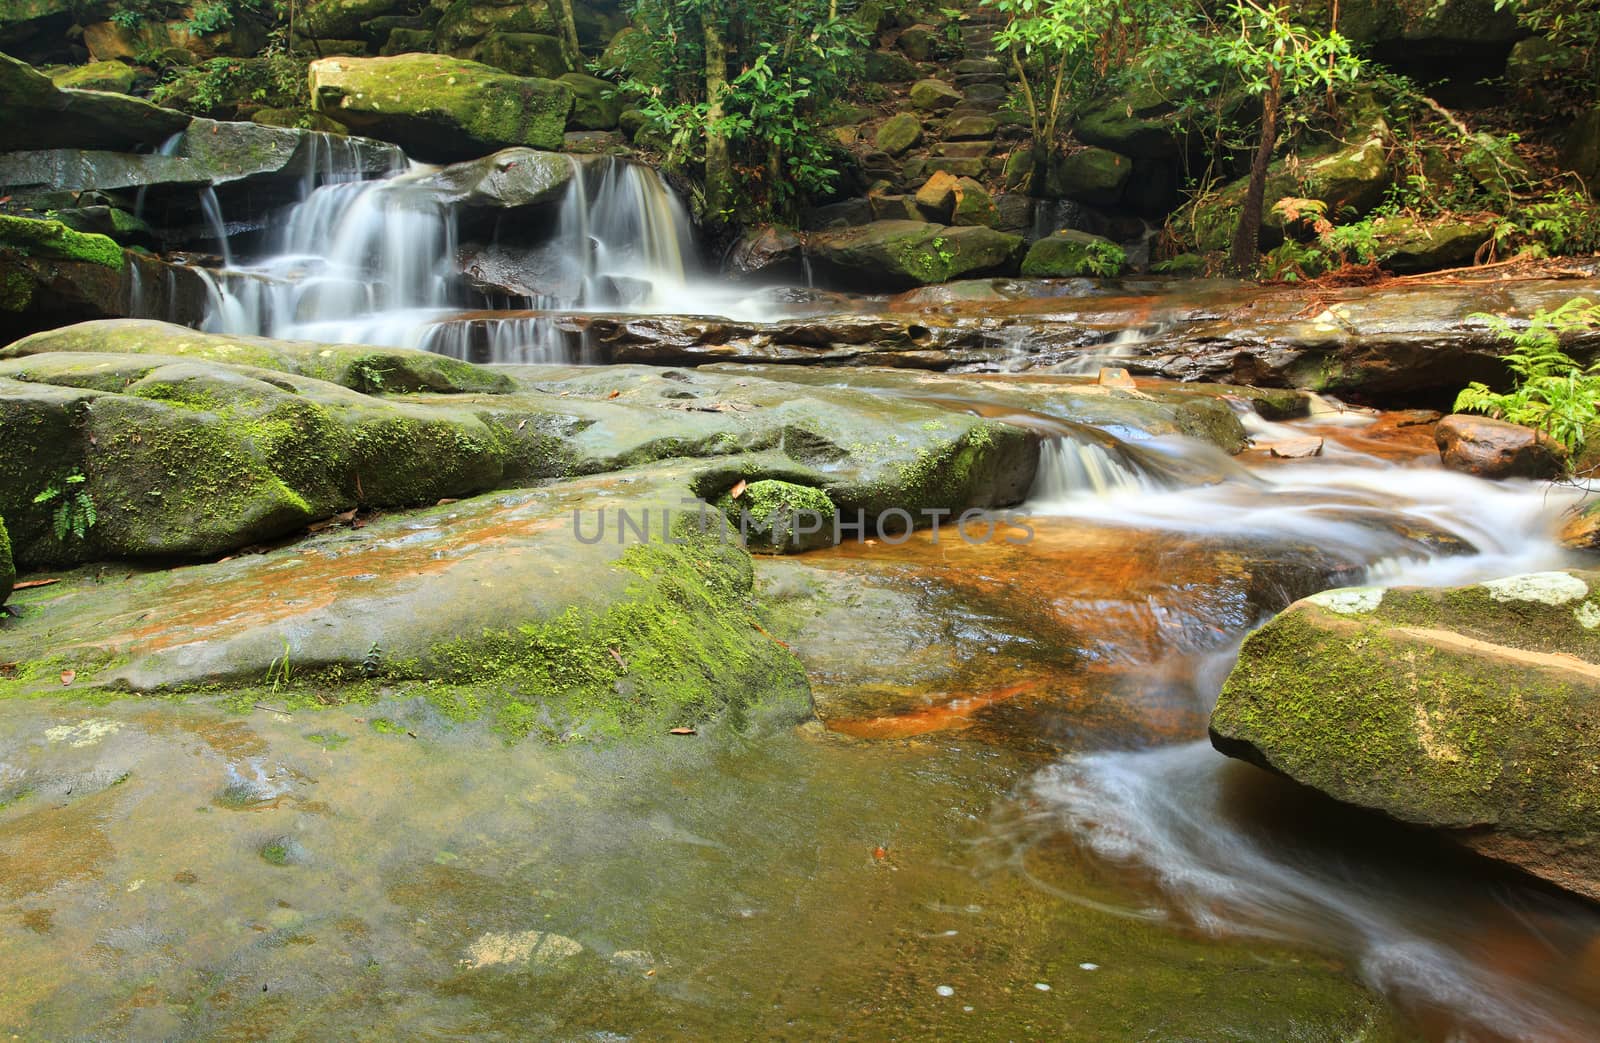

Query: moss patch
[0,214,123,270]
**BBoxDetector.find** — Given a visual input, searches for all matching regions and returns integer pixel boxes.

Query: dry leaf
[60,669,76,686]
[607,390,621,399]
[669,727,696,736]
[872,846,888,860]
[608,648,628,671]
[12,578,59,590]
[729,479,747,499]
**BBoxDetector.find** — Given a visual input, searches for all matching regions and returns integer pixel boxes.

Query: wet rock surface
[1211,572,1600,901]
[1435,412,1567,478]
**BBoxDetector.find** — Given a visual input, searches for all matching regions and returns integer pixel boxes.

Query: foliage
[1261,197,1392,279]
[32,473,97,542]
[1457,297,1600,455]
[151,51,307,114]
[604,0,866,218]
[107,0,266,35]
[1495,0,1600,109]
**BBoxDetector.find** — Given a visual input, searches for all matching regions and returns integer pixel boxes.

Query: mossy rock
[1369,215,1494,272]
[0,214,122,269]
[558,72,622,131]
[3,318,511,394]
[302,0,409,39]
[468,31,572,78]
[716,480,836,553]
[0,514,12,606]
[0,51,190,152]
[1211,572,1600,901]
[1046,147,1133,207]
[1072,82,1182,159]
[1021,230,1127,277]
[875,112,922,157]
[49,60,135,93]
[434,0,556,51]
[864,49,917,83]
[308,53,573,161]
[805,220,1024,290]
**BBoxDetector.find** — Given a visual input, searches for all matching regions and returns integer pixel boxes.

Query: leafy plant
[33,473,97,542]
[1457,297,1600,456]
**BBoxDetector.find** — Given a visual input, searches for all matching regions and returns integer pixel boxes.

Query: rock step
[952,58,1003,75]
[954,73,1007,88]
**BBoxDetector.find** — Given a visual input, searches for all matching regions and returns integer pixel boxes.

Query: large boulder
[875,112,922,156]
[1021,230,1127,277]
[410,146,577,209]
[302,0,411,39]
[1047,147,1133,206]
[434,0,557,52]
[0,50,190,151]
[467,31,572,78]
[558,71,622,131]
[49,60,135,92]
[1072,82,1184,159]
[805,220,1024,290]
[1371,215,1494,271]
[1212,572,1600,901]
[308,53,574,160]
[1435,413,1567,479]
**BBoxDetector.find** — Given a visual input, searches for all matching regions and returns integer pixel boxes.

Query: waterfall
[192,153,725,361]
[1029,432,1165,502]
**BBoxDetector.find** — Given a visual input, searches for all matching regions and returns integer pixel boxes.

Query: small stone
[1097,367,1136,389]
[935,984,955,996]
[1078,962,1099,971]
[1266,436,1324,459]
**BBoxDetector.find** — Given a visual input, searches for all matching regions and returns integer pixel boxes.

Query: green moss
[0,214,123,270]
[0,514,12,606]
[714,479,836,553]
[304,730,349,749]
[403,530,810,743]
[260,840,292,866]
[0,267,35,312]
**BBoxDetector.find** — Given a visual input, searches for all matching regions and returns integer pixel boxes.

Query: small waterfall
[1030,432,1164,502]
[549,156,697,310]
[198,185,234,267]
[1060,324,1169,375]
[419,315,578,365]
[133,131,185,223]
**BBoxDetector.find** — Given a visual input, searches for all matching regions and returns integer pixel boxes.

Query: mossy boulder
[302,0,410,38]
[0,51,190,151]
[805,220,1024,290]
[1046,147,1133,206]
[864,49,917,83]
[1370,215,1493,271]
[875,112,922,157]
[467,31,573,78]
[717,480,836,554]
[949,176,997,228]
[308,53,573,160]
[413,146,577,209]
[49,60,135,93]
[559,72,622,131]
[1211,572,1600,901]
[909,78,962,113]
[1073,82,1182,159]
[1021,230,1127,277]
[0,214,123,270]
[434,0,557,51]
[0,514,12,606]
[2,319,511,394]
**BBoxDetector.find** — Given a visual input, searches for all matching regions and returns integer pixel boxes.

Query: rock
[1210,572,1600,901]
[1020,230,1127,277]
[1073,83,1183,159]
[725,224,806,281]
[467,31,572,78]
[1047,147,1133,206]
[1561,501,1600,551]
[1435,413,1566,479]
[1265,436,1325,459]
[558,72,622,131]
[411,147,577,209]
[717,480,836,554]
[1096,367,1136,389]
[434,0,556,52]
[875,112,922,156]
[1371,215,1494,271]
[308,53,574,160]
[806,220,1024,290]
[949,176,997,228]
[0,214,122,270]
[0,514,10,606]
[250,107,349,133]
[49,60,135,93]
[942,114,996,141]
[0,51,190,152]
[1564,106,1600,191]
[914,171,960,221]
[1302,128,1392,215]
[896,24,939,60]
[0,118,398,211]
[302,0,408,38]
[909,78,962,113]
[864,49,916,83]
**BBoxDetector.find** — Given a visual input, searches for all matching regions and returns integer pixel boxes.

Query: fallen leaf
[60,669,76,686]
[516,419,528,431]
[729,479,747,499]
[872,846,888,860]
[12,578,59,590]
[436,498,459,506]
[668,727,697,736]
[607,389,621,399]
[608,648,628,671]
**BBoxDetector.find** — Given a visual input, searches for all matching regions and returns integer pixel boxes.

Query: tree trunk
[1230,63,1282,274]
[703,15,734,221]
[552,0,583,71]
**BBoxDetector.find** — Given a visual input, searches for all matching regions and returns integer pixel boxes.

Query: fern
[32,472,98,542]
[1457,298,1600,457]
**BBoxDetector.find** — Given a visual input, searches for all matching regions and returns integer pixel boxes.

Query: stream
[7,149,1600,1041]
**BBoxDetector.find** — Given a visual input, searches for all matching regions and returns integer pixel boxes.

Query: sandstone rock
[909,78,962,113]
[913,170,960,221]
[1047,147,1133,206]
[49,60,135,93]
[559,72,622,131]
[1020,230,1127,277]
[0,51,190,151]
[410,147,578,209]
[875,112,922,156]
[308,53,573,160]
[950,176,997,228]
[1435,413,1566,479]
[467,31,573,78]
[1211,572,1600,901]
[302,0,409,38]
[943,114,996,141]
[806,220,1024,289]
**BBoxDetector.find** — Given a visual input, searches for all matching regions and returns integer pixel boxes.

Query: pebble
[935,985,955,997]
[1079,962,1099,971]
[1034,982,1051,991]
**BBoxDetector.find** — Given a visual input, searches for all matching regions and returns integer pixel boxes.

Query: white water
[195,154,793,360]
[1019,418,1598,1039]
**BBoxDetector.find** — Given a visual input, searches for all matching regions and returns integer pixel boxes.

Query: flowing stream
[101,144,1600,1039]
